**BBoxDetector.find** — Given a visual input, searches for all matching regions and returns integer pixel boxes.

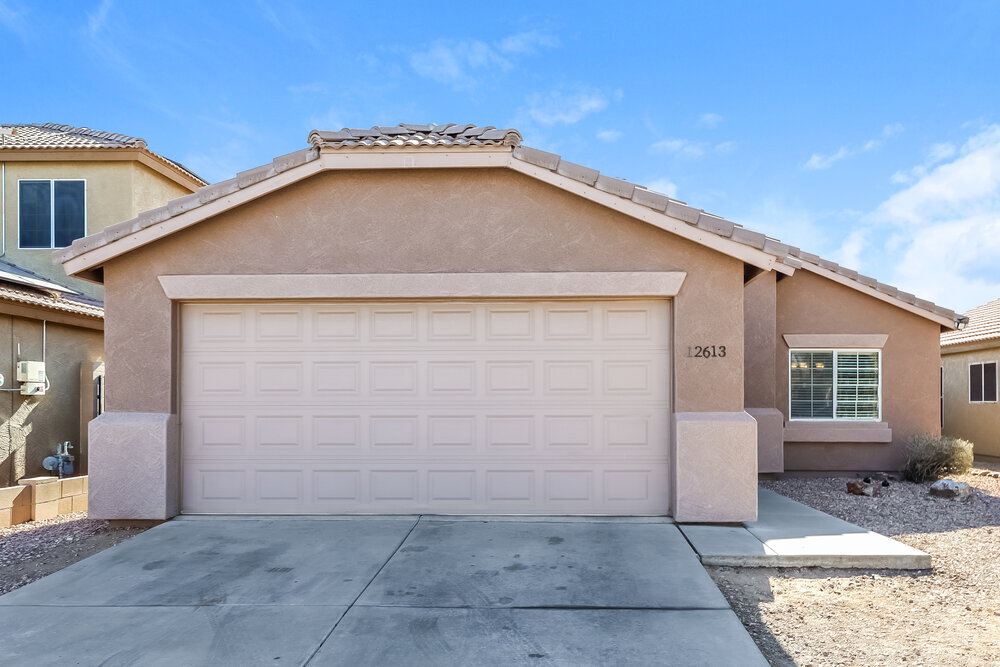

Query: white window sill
[784,421,892,444]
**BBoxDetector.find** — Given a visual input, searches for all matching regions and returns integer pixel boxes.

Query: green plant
[902,434,974,483]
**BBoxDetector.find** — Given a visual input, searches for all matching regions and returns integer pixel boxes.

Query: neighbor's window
[789,349,881,420]
[969,362,998,403]
[18,180,86,248]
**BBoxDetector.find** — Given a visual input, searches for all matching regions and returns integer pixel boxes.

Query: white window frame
[968,360,998,404]
[17,178,88,249]
[788,348,882,422]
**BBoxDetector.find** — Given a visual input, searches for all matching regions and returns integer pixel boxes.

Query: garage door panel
[183,302,667,351]
[182,300,670,515]
[183,409,667,457]
[183,356,668,404]
[182,463,671,514]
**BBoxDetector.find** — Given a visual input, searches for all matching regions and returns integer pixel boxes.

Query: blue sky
[3,1,999,312]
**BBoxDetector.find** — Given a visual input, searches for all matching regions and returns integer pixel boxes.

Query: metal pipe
[1,160,6,258]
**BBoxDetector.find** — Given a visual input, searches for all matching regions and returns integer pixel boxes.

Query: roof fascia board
[507,157,783,274]
[800,261,955,328]
[61,158,325,277]
[0,300,103,330]
[940,339,1000,354]
[0,147,202,190]
[135,152,204,191]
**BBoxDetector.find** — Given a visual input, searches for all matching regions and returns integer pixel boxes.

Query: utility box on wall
[17,361,46,395]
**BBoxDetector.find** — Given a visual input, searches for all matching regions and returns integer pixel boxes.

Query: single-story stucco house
[57,124,964,523]
[941,297,1000,459]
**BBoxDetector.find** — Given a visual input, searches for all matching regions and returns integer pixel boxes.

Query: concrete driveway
[0,516,766,666]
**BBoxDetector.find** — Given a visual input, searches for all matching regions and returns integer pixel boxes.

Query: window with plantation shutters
[789,350,881,421]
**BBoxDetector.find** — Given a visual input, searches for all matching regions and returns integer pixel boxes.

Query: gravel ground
[710,468,1000,666]
[0,513,147,596]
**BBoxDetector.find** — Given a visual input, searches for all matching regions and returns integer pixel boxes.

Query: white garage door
[181,300,671,515]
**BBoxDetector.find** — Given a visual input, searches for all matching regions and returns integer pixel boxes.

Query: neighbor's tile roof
[308,124,522,149]
[941,297,1000,347]
[58,123,961,326]
[1,123,205,184]
[0,259,103,319]
[0,283,104,318]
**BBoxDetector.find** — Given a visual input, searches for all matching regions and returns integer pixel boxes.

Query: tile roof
[57,123,961,327]
[309,123,522,149]
[0,123,206,185]
[0,259,103,319]
[941,297,1000,347]
[0,258,79,295]
[0,283,104,319]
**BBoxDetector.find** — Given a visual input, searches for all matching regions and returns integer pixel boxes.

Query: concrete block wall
[0,476,89,527]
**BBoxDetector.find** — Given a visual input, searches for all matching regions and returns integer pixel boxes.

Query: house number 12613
[687,345,727,358]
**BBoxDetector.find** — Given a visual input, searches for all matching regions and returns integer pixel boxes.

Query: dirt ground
[710,468,1000,666]
[0,513,147,596]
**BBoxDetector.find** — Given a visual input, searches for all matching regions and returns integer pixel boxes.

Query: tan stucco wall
[1,161,191,298]
[101,167,746,417]
[0,316,103,486]
[776,270,942,471]
[942,345,1000,457]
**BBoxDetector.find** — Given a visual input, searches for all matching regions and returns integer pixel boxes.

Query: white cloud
[496,29,558,55]
[645,178,678,198]
[523,88,610,126]
[891,141,958,185]
[650,138,735,158]
[409,30,556,90]
[803,146,852,170]
[698,113,723,128]
[596,129,622,143]
[86,0,113,35]
[0,0,28,39]
[870,124,1000,312]
[803,123,904,170]
[830,228,868,269]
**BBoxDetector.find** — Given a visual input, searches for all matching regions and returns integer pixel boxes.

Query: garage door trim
[159,271,687,301]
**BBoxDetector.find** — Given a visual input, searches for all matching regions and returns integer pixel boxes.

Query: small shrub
[902,434,973,483]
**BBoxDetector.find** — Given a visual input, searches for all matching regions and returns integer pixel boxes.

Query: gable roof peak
[308,123,522,149]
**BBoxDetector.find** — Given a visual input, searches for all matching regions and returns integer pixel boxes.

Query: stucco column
[673,412,758,522]
[88,412,178,520]
[671,265,758,522]
[744,271,784,473]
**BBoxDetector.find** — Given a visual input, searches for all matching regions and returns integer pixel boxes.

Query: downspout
[1,160,6,257]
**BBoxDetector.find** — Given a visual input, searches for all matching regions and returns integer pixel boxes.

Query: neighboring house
[941,297,1000,459]
[57,124,963,523]
[0,123,204,485]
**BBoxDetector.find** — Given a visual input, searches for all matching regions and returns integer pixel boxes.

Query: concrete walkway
[679,489,931,569]
[0,516,767,666]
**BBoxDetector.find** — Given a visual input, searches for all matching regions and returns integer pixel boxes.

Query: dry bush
[902,434,974,483]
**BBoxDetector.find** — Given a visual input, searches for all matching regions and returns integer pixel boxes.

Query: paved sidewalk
[678,489,931,569]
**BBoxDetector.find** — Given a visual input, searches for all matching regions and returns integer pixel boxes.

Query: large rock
[847,480,878,497]
[929,479,970,500]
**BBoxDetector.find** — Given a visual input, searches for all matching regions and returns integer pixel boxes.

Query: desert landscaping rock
[846,480,878,496]
[711,472,1000,666]
[929,479,971,499]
